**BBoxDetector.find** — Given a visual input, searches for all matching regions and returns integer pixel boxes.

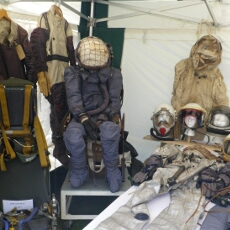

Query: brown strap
[87,139,104,173]
[34,116,50,168]
[0,153,6,171]
[0,85,10,129]
[0,120,16,161]
[23,85,32,154]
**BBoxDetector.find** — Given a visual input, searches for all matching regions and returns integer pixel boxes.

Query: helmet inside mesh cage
[76,36,110,69]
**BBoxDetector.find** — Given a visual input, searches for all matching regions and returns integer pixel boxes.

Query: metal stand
[61,168,131,220]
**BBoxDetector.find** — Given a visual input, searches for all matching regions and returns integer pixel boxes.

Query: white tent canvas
[107,1,230,161]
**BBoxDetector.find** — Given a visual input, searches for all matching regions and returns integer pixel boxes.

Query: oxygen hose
[87,83,110,116]
[150,128,174,141]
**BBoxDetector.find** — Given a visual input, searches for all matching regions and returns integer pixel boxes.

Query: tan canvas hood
[190,35,222,71]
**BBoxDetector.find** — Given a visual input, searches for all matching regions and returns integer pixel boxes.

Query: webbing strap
[0,85,16,171]
[87,139,104,173]
[0,85,10,129]
[0,153,6,171]
[23,85,32,154]
[34,116,50,167]
[3,130,31,138]
[0,120,16,171]
[23,85,32,130]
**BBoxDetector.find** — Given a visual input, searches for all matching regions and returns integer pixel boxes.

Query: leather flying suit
[30,5,76,167]
[0,18,36,83]
[63,65,123,193]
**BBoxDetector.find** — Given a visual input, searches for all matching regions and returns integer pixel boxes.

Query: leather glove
[215,162,230,196]
[218,162,230,186]
[132,155,163,185]
[37,71,51,97]
[196,167,217,187]
[196,167,218,198]
[79,114,98,140]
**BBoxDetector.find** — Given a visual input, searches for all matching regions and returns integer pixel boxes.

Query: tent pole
[89,0,95,36]
[204,0,218,27]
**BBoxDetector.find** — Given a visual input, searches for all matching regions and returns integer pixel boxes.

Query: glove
[201,182,218,198]
[196,167,217,197]
[216,162,230,196]
[37,71,51,97]
[132,155,163,185]
[218,162,230,186]
[79,114,98,140]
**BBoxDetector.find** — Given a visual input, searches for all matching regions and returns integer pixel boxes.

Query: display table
[83,185,215,230]
[61,169,131,220]
[143,135,222,152]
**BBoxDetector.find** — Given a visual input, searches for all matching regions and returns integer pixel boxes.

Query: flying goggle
[151,109,175,129]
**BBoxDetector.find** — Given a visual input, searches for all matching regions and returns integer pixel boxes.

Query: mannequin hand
[79,114,98,140]
[37,71,51,97]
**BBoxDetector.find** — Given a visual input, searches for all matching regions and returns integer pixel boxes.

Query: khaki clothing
[37,5,75,86]
[30,5,76,167]
[0,19,11,45]
[171,58,229,115]
[171,35,229,115]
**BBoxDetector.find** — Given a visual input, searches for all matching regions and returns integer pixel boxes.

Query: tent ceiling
[1,0,230,29]
[105,0,230,27]
[0,1,81,30]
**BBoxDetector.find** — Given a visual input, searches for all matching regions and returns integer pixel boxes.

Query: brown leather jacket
[0,19,36,83]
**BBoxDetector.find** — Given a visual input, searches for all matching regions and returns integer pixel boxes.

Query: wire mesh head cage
[76,36,110,69]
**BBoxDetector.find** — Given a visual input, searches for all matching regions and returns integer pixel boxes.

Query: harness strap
[0,79,50,169]
[47,54,69,62]
[23,85,31,130]
[2,130,31,138]
[0,85,10,129]
[0,121,16,157]
[87,139,104,173]
[0,153,6,171]
[34,115,50,167]
[23,85,32,155]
